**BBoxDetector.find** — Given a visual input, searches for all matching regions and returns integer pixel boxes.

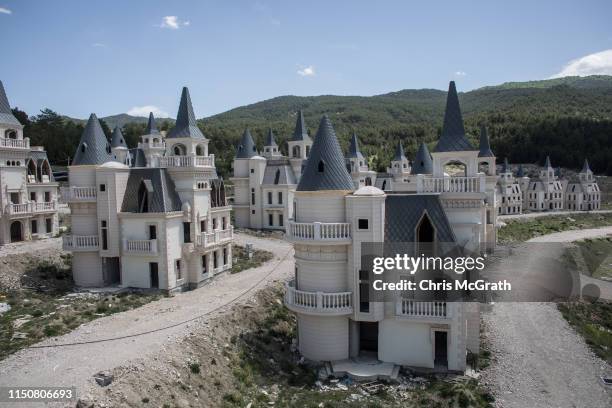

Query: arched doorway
[443,160,467,177]
[172,144,187,156]
[10,221,23,242]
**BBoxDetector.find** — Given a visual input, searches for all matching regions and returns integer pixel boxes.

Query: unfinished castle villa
[61,87,233,291]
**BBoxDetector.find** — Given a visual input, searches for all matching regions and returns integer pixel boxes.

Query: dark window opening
[99,184,106,192]
[278,191,283,204]
[149,224,157,240]
[279,214,284,227]
[101,220,108,250]
[149,263,159,288]
[31,219,38,234]
[274,169,280,184]
[183,222,191,243]
[359,269,370,313]
[358,219,369,230]
[317,160,325,173]
[45,218,52,233]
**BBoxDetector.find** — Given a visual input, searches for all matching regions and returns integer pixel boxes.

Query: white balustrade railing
[62,235,99,251]
[5,203,30,215]
[287,221,351,241]
[158,155,215,168]
[0,137,30,149]
[419,176,483,193]
[396,300,450,318]
[284,281,352,314]
[33,201,57,212]
[196,227,234,247]
[124,239,158,254]
[62,186,97,201]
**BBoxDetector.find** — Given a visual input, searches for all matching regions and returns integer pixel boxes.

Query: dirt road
[482,227,612,408]
[0,233,294,405]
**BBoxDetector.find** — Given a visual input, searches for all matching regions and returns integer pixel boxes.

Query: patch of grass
[498,213,612,243]
[231,245,274,274]
[189,361,201,374]
[565,237,612,279]
[558,301,612,364]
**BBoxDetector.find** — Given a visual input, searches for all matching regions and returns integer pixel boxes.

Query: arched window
[5,129,17,139]
[317,160,325,173]
[274,169,281,184]
[138,181,150,213]
[416,213,435,256]
[196,144,205,156]
[173,144,186,156]
[292,145,301,158]
[81,143,87,153]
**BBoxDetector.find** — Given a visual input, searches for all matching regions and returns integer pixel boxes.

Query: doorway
[10,221,23,242]
[359,322,378,353]
[434,331,448,368]
[149,262,159,288]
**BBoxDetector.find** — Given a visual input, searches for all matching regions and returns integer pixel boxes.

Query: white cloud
[0,7,12,14]
[160,16,190,29]
[454,71,467,77]
[127,105,170,118]
[297,65,316,77]
[551,49,612,78]
[92,43,107,48]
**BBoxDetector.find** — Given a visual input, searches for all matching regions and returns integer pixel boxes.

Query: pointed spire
[235,128,258,159]
[72,113,113,165]
[0,80,21,127]
[502,158,509,173]
[581,158,592,173]
[411,143,433,175]
[478,125,494,157]
[265,128,278,147]
[292,110,311,141]
[517,164,525,177]
[111,126,127,148]
[297,115,355,192]
[544,155,552,169]
[167,87,205,139]
[145,112,160,135]
[347,132,364,159]
[434,81,474,152]
[394,140,406,161]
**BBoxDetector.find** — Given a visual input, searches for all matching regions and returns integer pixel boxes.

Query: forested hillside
[15,75,612,177]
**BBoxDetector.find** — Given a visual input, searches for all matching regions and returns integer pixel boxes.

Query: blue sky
[1,0,611,119]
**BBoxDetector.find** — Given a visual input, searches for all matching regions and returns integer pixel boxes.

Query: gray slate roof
[121,168,182,213]
[0,80,21,127]
[394,140,407,161]
[111,126,127,148]
[434,81,474,152]
[262,160,297,185]
[292,110,311,142]
[296,115,355,192]
[544,155,552,169]
[129,148,147,167]
[167,87,206,139]
[516,164,525,177]
[72,113,114,166]
[235,128,258,159]
[145,112,160,135]
[478,125,494,157]
[501,158,510,173]
[385,194,456,243]
[410,143,433,175]
[265,128,278,146]
[582,158,591,173]
[347,132,364,159]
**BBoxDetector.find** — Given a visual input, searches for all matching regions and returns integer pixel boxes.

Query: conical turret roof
[297,115,355,192]
[111,126,127,148]
[394,140,406,161]
[265,128,278,147]
[544,155,552,169]
[292,110,311,142]
[478,125,494,157]
[434,81,474,152]
[72,113,114,165]
[235,128,258,159]
[502,158,510,173]
[0,80,21,127]
[145,112,160,135]
[347,132,364,159]
[581,158,592,173]
[517,164,525,177]
[410,143,433,175]
[167,87,205,139]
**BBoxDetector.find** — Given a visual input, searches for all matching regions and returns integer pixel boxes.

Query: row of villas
[0,81,59,245]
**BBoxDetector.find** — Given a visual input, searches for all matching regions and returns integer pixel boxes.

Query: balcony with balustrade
[62,235,99,251]
[3,203,31,217]
[286,221,351,244]
[417,176,485,194]
[395,300,452,321]
[61,186,97,202]
[284,281,353,316]
[123,239,158,255]
[0,137,30,149]
[32,201,57,213]
[158,155,215,169]
[195,226,234,248]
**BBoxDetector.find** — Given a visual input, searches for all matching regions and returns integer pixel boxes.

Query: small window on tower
[99,184,106,192]
[318,160,325,173]
[358,219,369,230]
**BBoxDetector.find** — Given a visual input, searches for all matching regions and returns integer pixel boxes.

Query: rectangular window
[212,218,217,230]
[268,191,273,204]
[200,220,206,233]
[359,269,370,313]
[269,213,274,226]
[223,247,228,265]
[30,192,36,201]
[101,220,108,250]
[279,214,284,227]
[149,263,159,288]
[213,252,218,269]
[222,217,227,230]
[175,259,182,280]
[184,222,192,243]
[45,218,52,233]
[202,255,208,274]
[99,184,106,192]
[278,191,283,204]
[358,219,369,230]
[44,191,51,202]
[251,188,255,205]
[148,224,157,240]
[31,219,38,234]
[250,168,254,174]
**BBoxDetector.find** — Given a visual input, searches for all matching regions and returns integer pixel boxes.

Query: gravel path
[0,233,294,405]
[482,227,612,408]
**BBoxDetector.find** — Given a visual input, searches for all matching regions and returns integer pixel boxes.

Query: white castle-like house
[62,87,233,292]
[0,81,59,245]
[284,82,488,372]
